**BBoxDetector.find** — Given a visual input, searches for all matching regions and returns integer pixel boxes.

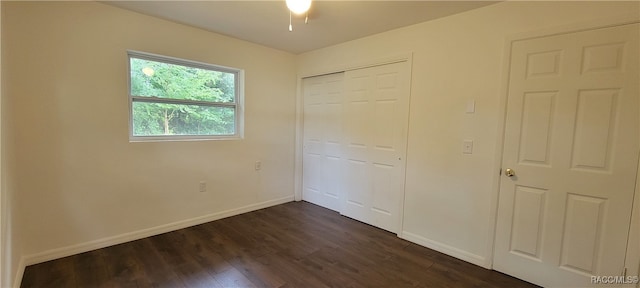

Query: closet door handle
[504,168,515,177]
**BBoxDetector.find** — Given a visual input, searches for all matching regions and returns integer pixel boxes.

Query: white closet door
[342,61,410,233]
[494,23,639,287]
[302,73,345,212]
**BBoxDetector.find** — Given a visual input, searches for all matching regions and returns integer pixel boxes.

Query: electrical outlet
[255,161,262,171]
[199,181,206,192]
[463,140,473,154]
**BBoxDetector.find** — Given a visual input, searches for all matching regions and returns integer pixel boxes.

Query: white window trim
[127,50,244,142]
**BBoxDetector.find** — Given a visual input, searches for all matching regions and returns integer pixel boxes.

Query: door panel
[571,89,618,172]
[560,194,606,274]
[510,185,547,260]
[344,159,369,221]
[342,61,410,233]
[494,24,639,287]
[518,91,555,166]
[302,61,410,234]
[302,73,345,211]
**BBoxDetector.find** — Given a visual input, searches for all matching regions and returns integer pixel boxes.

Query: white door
[302,73,345,212]
[342,61,410,234]
[494,24,639,287]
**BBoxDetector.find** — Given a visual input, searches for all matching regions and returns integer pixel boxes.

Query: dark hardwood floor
[21,201,538,288]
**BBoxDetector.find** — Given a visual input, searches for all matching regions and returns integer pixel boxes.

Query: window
[128,51,243,141]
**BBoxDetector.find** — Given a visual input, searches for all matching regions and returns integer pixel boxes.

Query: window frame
[127,50,244,142]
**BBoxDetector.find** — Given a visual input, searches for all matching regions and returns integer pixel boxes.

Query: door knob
[504,168,515,177]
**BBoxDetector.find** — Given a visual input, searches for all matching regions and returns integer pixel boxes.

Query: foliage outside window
[128,51,243,141]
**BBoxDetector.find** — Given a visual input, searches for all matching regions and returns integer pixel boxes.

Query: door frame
[294,53,413,236]
[488,15,640,271]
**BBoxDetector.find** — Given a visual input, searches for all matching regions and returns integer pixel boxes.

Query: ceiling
[105,1,498,54]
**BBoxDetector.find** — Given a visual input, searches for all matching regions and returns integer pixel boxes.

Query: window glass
[128,51,243,140]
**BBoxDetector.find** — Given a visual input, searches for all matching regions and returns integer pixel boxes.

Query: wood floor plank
[21,256,76,288]
[100,242,147,288]
[211,266,258,288]
[208,217,278,258]
[41,256,77,288]
[226,255,287,288]
[20,201,539,288]
[253,252,330,288]
[130,237,186,288]
[301,246,382,288]
[189,222,288,287]
[72,249,110,288]
[174,227,232,275]
[18,264,37,288]
[155,231,223,288]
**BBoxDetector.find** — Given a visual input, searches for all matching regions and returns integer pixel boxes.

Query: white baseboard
[16,195,294,284]
[400,231,488,268]
[12,256,25,288]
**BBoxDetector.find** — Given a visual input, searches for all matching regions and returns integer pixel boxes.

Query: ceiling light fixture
[286,0,311,32]
[286,0,311,14]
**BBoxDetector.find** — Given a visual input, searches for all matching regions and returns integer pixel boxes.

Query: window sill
[129,135,243,143]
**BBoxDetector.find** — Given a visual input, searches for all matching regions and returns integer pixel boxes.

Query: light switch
[466,100,476,113]
[463,140,473,154]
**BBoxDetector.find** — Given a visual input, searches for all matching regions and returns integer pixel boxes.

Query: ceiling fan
[286,0,312,31]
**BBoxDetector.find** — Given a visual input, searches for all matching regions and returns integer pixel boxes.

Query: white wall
[629,168,640,282]
[4,1,640,287]
[0,4,19,287]
[0,2,4,286]
[3,2,297,285]
[297,1,640,266]
[0,2,24,286]
[0,2,3,284]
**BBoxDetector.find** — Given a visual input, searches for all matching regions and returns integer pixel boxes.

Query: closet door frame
[294,53,413,236]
